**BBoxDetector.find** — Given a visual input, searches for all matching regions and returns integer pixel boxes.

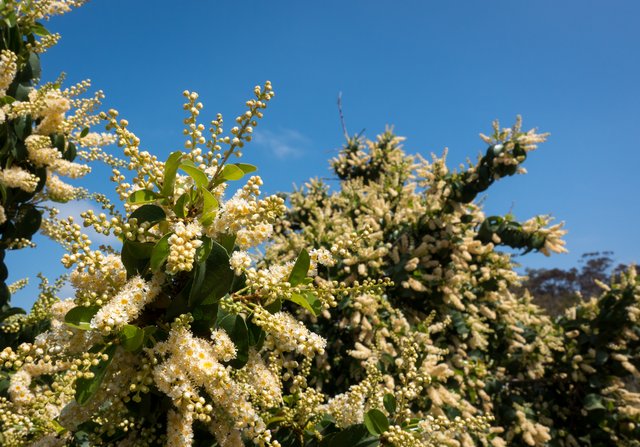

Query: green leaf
[288,292,321,316]
[14,83,31,102]
[161,151,183,197]
[72,430,91,447]
[450,310,469,338]
[364,409,389,436]
[221,164,245,181]
[120,325,145,352]
[265,299,282,313]
[191,293,219,334]
[150,233,171,271]
[383,393,397,414]
[26,52,41,80]
[247,320,265,349]
[121,241,151,276]
[180,160,209,188]
[288,249,310,286]
[200,186,219,226]
[173,192,191,218]
[218,233,236,254]
[75,344,117,405]
[200,187,219,213]
[0,95,15,106]
[320,424,379,447]
[129,204,166,226]
[79,127,90,138]
[122,240,154,259]
[128,189,160,204]
[216,308,249,368]
[64,306,100,330]
[584,393,606,411]
[50,419,66,435]
[31,22,51,36]
[196,236,213,263]
[236,163,257,174]
[189,241,235,306]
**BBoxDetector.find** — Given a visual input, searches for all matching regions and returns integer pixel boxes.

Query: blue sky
[10,0,640,307]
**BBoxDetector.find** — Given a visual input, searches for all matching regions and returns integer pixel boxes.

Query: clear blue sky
[10,0,640,307]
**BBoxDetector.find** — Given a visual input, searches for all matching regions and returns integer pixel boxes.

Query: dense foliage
[0,2,637,447]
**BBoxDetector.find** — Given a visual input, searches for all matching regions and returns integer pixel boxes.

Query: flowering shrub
[0,2,638,447]
[267,125,640,446]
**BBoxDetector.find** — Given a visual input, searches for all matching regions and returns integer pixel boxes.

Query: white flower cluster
[0,49,17,96]
[229,250,252,275]
[31,88,71,135]
[523,216,568,256]
[90,274,163,332]
[77,131,116,148]
[208,178,285,249]
[166,221,203,274]
[46,173,82,202]
[25,135,61,167]
[253,307,326,357]
[154,325,267,443]
[166,409,195,447]
[309,247,335,275]
[22,134,90,201]
[0,166,39,193]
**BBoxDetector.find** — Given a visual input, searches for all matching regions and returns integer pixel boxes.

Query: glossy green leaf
[236,163,257,174]
[161,151,183,197]
[218,233,236,254]
[189,241,234,306]
[75,344,117,405]
[79,127,90,138]
[50,419,66,435]
[120,325,145,352]
[288,292,321,316]
[14,83,31,101]
[63,141,77,161]
[364,408,389,436]
[149,233,171,272]
[121,241,151,276]
[383,393,397,414]
[180,160,209,188]
[173,192,191,218]
[191,292,219,334]
[122,240,154,259]
[200,187,219,212]
[127,189,160,204]
[26,52,41,80]
[247,320,265,349]
[221,164,244,181]
[200,187,219,226]
[265,299,282,314]
[584,394,606,411]
[64,305,100,330]
[319,424,379,447]
[129,204,166,226]
[288,249,310,286]
[31,22,51,36]
[196,236,213,263]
